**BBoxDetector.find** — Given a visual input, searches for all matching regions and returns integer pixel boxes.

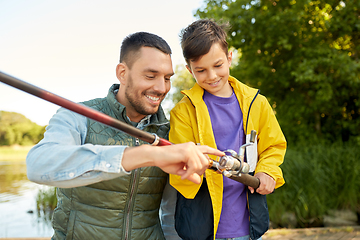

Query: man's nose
[153,78,167,93]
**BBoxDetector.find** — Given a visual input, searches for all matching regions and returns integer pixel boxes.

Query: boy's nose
[208,69,217,81]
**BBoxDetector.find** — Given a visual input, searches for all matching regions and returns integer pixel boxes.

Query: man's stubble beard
[124,76,164,116]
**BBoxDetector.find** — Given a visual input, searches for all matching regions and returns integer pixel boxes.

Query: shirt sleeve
[26,107,131,188]
[160,178,181,240]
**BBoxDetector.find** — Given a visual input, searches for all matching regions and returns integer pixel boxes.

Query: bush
[268,140,360,228]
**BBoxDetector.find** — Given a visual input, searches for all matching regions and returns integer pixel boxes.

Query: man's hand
[154,142,224,184]
[248,172,275,195]
[122,142,224,184]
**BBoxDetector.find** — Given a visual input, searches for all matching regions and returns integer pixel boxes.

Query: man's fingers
[183,173,202,184]
[161,143,223,184]
[177,170,202,184]
[197,145,225,157]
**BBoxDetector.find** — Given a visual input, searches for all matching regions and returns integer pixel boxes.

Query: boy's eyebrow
[214,59,223,65]
[193,59,224,69]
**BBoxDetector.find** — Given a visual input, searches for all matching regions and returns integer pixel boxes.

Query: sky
[0,0,204,125]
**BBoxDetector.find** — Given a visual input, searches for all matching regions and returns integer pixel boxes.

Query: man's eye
[146,75,155,79]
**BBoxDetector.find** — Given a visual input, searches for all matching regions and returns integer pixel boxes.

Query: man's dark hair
[180,19,229,66]
[120,32,172,68]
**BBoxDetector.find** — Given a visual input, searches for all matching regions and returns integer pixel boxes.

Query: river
[0,160,53,238]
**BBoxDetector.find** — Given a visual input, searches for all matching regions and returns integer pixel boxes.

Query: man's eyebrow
[143,68,159,73]
[143,68,174,77]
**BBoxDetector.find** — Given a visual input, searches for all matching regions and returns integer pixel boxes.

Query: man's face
[187,43,232,97]
[117,47,174,122]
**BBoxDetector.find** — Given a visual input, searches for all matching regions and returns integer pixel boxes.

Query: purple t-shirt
[203,90,250,238]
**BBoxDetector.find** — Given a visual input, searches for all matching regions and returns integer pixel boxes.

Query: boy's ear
[228,51,233,65]
[186,65,194,76]
[116,63,127,85]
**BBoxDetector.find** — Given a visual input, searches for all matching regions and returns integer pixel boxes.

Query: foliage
[0,111,45,146]
[194,0,360,144]
[170,65,196,104]
[267,140,360,228]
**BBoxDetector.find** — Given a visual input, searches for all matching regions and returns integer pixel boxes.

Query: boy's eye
[215,64,223,68]
[197,69,205,73]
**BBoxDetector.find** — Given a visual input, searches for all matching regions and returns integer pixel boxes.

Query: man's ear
[116,63,127,85]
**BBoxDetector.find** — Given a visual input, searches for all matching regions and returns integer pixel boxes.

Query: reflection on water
[0,160,53,238]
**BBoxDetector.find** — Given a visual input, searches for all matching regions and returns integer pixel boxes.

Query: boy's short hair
[120,32,172,68]
[180,19,229,66]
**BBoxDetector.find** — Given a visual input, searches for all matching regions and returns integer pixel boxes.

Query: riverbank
[263,225,360,239]
[0,145,33,161]
[1,226,360,240]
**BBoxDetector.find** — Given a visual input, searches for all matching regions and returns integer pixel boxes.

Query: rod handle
[229,173,260,189]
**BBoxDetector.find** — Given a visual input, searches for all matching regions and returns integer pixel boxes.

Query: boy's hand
[248,172,275,195]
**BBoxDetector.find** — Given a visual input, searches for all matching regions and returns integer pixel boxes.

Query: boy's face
[187,43,232,97]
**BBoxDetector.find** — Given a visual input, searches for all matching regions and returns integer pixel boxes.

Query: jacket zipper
[245,89,260,134]
[124,138,140,240]
[246,90,260,219]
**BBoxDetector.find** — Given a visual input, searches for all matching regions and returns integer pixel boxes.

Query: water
[0,160,53,238]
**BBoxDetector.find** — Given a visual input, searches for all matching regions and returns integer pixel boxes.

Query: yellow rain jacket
[169,76,286,239]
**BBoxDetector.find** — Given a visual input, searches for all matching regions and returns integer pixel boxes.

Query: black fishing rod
[0,71,260,188]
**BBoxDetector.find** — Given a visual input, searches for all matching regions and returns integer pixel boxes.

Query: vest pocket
[65,210,77,240]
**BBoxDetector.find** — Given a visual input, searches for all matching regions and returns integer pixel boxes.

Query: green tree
[170,65,196,105]
[196,0,360,144]
[0,111,45,145]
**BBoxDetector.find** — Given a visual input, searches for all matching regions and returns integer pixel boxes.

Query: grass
[36,187,57,222]
[0,145,33,161]
[267,140,360,228]
[36,187,57,211]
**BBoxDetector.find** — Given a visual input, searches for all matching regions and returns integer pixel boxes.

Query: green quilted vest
[52,84,169,240]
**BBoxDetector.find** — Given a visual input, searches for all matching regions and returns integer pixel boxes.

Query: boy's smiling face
[187,43,233,97]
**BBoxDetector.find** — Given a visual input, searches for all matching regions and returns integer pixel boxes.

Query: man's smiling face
[117,46,174,122]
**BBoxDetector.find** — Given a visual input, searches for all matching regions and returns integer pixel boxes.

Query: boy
[169,19,287,240]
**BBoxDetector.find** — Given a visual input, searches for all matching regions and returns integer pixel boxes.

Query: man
[26,32,223,240]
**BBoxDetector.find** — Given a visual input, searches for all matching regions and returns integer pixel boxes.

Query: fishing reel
[210,130,256,178]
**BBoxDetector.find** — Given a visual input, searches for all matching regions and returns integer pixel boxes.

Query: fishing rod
[0,71,260,188]
[0,71,171,146]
